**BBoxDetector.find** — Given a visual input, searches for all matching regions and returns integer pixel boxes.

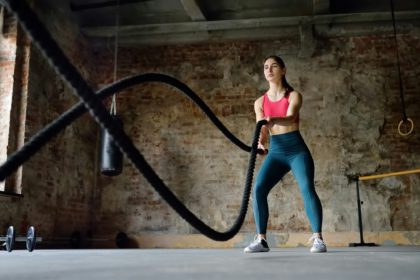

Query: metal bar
[2,237,114,242]
[349,179,377,247]
[359,168,420,181]
[70,0,149,11]
[16,237,42,242]
[348,166,420,247]
[0,237,42,242]
[356,179,365,244]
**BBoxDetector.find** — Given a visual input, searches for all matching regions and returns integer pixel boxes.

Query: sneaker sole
[310,248,327,253]
[244,248,270,253]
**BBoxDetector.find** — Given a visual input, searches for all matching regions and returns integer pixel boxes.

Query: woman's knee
[297,179,315,193]
[253,183,269,200]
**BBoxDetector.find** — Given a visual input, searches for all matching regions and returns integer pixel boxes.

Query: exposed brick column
[0,10,17,192]
[5,24,30,193]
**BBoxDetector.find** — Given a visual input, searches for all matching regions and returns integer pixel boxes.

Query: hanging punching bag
[99,114,123,176]
[100,1,123,176]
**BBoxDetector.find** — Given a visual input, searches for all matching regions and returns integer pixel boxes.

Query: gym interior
[0,0,419,279]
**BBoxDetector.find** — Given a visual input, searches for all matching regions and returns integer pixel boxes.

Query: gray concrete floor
[0,246,419,280]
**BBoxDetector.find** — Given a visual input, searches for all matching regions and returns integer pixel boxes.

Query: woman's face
[263,58,285,83]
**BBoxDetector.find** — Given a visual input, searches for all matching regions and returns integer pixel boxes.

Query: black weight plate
[6,226,15,252]
[26,226,36,252]
[115,232,128,248]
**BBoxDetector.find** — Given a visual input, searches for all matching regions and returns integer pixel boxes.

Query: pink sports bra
[263,92,299,123]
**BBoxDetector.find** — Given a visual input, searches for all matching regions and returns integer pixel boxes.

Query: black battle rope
[0,74,255,182]
[1,0,266,241]
[390,0,407,122]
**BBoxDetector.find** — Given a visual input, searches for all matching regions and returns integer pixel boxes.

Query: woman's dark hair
[263,55,294,94]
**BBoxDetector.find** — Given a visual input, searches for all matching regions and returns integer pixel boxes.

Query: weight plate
[115,232,128,248]
[26,226,36,252]
[6,226,15,252]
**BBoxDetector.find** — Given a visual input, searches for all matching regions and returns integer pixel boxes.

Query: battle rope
[0,0,266,241]
[390,0,414,136]
[0,74,256,180]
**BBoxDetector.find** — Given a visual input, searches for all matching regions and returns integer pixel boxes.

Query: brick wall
[0,4,98,241]
[93,42,267,235]
[1,4,419,243]
[345,33,420,231]
[0,10,17,192]
[92,31,419,237]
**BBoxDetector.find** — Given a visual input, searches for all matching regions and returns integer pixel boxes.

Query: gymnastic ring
[398,118,414,136]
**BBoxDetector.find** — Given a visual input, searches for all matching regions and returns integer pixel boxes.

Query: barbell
[0,226,40,252]
[2,226,129,252]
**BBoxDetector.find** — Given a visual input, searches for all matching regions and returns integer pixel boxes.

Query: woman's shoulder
[288,90,301,97]
[254,94,265,106]
[287,90,303,107]
[288,90,302,100]
[254,93,265,109]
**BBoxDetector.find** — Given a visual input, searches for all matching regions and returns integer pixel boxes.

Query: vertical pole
[355,179,365,244]
[349,178,376,247]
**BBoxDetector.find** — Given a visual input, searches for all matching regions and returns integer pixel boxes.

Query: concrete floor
[0,246,419,280]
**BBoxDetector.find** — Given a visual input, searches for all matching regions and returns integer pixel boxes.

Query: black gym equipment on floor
[67,230,129,249]
[1,226,129,252]
[0,226,39,252]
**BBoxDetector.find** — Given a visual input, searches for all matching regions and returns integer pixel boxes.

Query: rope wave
[0,0,266,241]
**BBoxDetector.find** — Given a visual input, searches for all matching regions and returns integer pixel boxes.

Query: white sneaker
[309,235,327,253]
[244,236,270,253]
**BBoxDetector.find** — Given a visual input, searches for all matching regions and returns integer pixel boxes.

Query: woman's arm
[254,97,269,153]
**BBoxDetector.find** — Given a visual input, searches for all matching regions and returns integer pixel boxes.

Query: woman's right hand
[257,142,268,155]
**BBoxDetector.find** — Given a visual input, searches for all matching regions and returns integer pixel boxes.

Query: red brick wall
[0,5,98,242]
[347,34,420,231]
[92,42,263,235]
[1,5,419,243]
[92,34,419,236]
[0,11,17,192]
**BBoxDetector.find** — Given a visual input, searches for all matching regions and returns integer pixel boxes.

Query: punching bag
[99,114,123,176]
[100,4,124,176]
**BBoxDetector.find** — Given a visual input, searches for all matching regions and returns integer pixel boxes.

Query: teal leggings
[253,131,323,234]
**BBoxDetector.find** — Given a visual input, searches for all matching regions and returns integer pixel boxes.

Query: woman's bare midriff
[269,123,299,135]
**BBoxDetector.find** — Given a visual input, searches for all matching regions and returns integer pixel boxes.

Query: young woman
[244,55,327,253]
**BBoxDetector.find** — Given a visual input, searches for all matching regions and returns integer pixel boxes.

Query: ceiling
[43,0,420,48]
